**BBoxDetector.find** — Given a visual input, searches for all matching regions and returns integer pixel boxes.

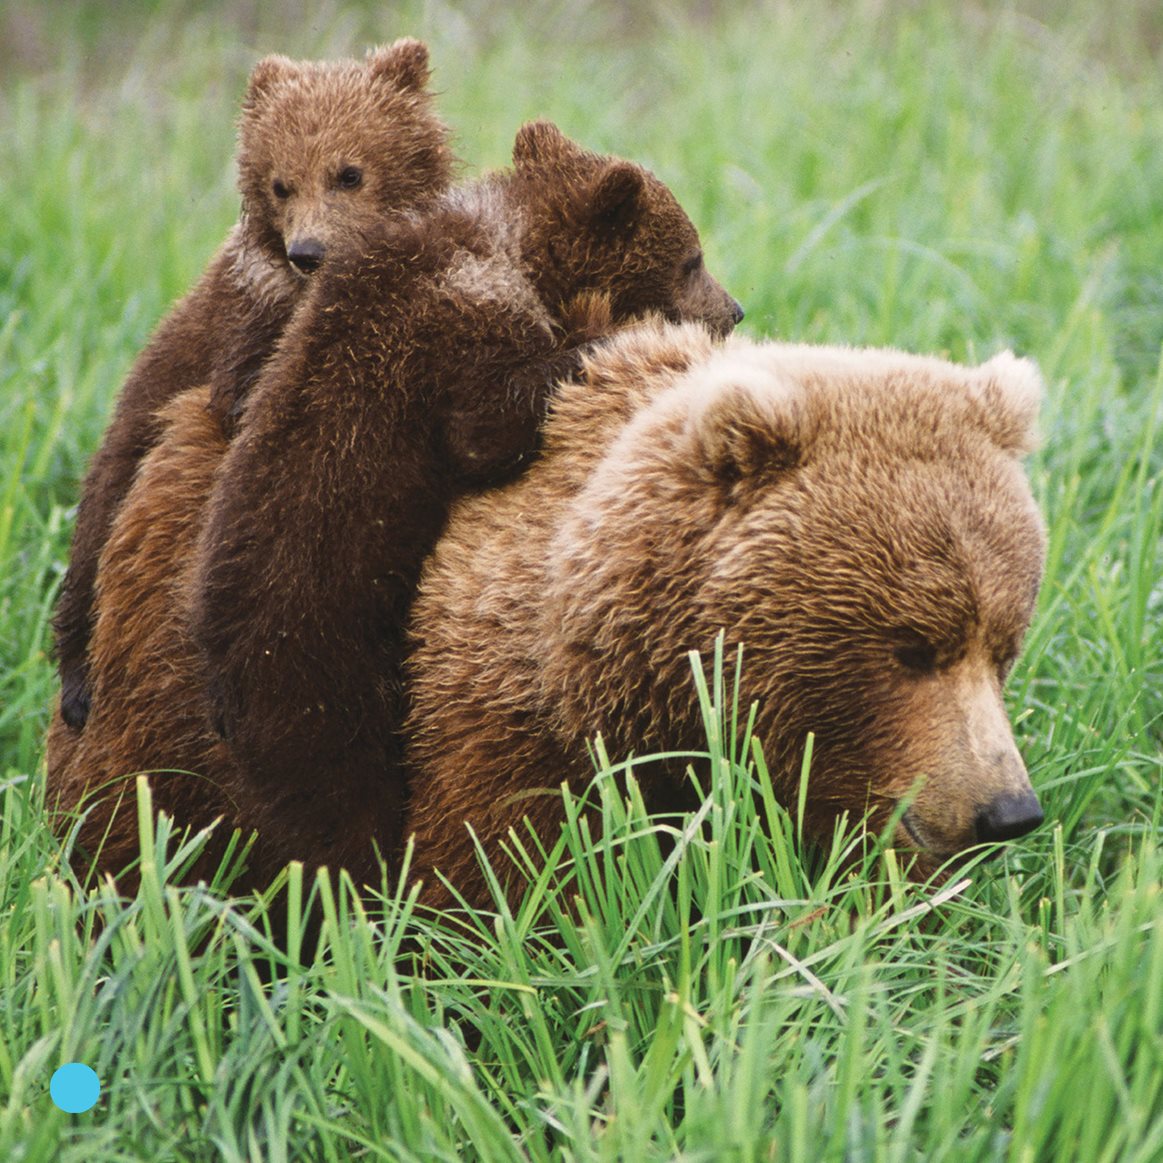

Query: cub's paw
[60,668,92,730]
[206,675,236,742]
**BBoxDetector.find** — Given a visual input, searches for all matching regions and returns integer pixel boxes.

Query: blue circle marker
[50,1063,101,1113]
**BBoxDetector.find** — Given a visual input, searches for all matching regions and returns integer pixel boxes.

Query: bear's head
[510,121,744,338]
[236,38,453,276]
[541,332,1047,871]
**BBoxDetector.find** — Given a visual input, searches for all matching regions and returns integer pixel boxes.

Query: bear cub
[401,320,1048,911]
[189,120,744,886]
[47,122,744,888]
[53,39,453,729]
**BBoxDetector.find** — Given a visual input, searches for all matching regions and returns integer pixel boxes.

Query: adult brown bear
[401,320,1047,910]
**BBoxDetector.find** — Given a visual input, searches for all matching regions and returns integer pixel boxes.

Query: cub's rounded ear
[579,161,645,231]
[512,120,572,169]
[685,355,810,484]
[368,38,431,91]
[245,54,296,106]
[970,351,1043,454]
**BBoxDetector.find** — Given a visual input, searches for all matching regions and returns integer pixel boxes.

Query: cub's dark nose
[975,790,1044,844]
[287,238,325,273]
[730,298,745,325]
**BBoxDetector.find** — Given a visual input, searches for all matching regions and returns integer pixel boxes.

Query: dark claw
[207,676,233,741]
[60,671,92,729]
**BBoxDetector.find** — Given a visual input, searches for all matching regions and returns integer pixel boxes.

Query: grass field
[2,1,1162,1159]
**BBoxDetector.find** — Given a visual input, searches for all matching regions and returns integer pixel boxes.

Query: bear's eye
[681,252,704,277]
[272,179,291,200]
[337,166,363,190]
[894,639,938,674]
[995,645,1022,680]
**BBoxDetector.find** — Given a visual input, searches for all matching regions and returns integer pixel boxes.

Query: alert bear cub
[189,120,743,886]
[53,39,453,730]
[46,122,743,890]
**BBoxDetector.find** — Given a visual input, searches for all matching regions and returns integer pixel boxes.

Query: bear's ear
[245,54,296,106]
[367,38,431,92]
[687,359,808,484]
[969,351,1043,454]
[512,120,575,170]
[579,161,645,231]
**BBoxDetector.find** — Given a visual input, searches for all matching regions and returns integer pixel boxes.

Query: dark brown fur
[401,321,1048,912]
[52,40,453,730]
[47,124,742,890]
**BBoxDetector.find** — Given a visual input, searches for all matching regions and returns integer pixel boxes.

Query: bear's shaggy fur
[53,39,453,730]
[46,124,742,890]
[45,387,239,888]
[401,320,1048,911]
[191,120,742,883]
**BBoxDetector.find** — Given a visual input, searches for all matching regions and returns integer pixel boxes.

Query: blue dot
[50,1062,101,1113]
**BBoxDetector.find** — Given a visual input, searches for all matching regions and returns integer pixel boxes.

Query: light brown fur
[402,320,1048,911]
[46,387,240,888]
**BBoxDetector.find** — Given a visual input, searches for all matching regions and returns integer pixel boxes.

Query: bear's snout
[287,237,326,273]
[885,662,1044,863]
[974,789,1044,844]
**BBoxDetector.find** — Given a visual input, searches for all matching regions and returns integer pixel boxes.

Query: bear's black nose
[730,298,745,325]
[287,238,325,273]
[974,790,1044,844]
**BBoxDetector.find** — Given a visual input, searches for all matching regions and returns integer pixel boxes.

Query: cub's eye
[337,166,363,189]
[272,179,291,200]
[893,638,938,674]
[681,252,704,277]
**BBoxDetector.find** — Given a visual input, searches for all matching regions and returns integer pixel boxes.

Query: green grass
[2,1,1162,1158]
